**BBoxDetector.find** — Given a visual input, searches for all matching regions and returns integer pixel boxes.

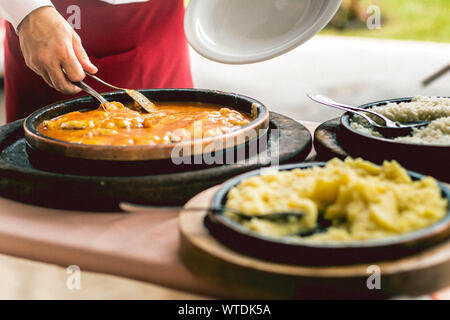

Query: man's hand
[18,6,98,94]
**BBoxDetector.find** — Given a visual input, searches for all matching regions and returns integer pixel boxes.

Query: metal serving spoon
[87,74,157,113]
[307,94,430,138]
[119,202,305,221]
[120,203,334,237]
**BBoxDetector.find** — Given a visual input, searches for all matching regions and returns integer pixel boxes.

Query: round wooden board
[179,186,450,299]
[313,118,348,161]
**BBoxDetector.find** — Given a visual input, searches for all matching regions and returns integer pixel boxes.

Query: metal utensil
[211,206,305,221]
[72,80,108,105]
[119,202,305,221]
[422,63,450,87]
[62,67,108,106]
[87,74,157,113]
[307,94,429,138]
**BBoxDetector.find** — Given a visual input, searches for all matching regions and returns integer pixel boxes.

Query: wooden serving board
[313,118,348,161]
[0,113,311,211]
[179,186,450,299]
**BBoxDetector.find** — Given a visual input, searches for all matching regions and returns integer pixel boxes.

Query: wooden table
[0,121,314,299]
[0,121,448,300]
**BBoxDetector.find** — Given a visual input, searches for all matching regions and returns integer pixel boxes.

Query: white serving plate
[184,0,342,64]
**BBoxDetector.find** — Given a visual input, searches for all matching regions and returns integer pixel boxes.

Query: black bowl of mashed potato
[205,159,450,266]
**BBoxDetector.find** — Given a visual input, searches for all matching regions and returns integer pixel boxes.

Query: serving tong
[71,74,157,113]
[307,94,430,138]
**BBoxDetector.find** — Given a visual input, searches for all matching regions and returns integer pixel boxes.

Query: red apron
[4,0,193,122]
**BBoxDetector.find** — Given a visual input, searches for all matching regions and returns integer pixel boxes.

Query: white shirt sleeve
[0,0,54,31]
[103,0,149,3]
[0,0,150,32]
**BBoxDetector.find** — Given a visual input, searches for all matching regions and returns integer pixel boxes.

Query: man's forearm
[0,0,54,31]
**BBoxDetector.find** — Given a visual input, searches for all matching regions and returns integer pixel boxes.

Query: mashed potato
[224,158,447,242]
[350,96,450,145]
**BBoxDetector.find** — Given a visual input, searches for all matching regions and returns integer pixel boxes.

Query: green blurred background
[322,0,450,43]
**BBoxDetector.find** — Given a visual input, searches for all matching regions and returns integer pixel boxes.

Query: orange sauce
[38,102,252,146]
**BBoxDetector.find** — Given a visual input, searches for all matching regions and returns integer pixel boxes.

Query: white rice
[350,96,450,145]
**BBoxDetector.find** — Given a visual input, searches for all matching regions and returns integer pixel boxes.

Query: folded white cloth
[0,0,149,31]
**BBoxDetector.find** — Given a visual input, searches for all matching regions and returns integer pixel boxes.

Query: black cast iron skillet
[24,89,270,161]
[205,162,450,266]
